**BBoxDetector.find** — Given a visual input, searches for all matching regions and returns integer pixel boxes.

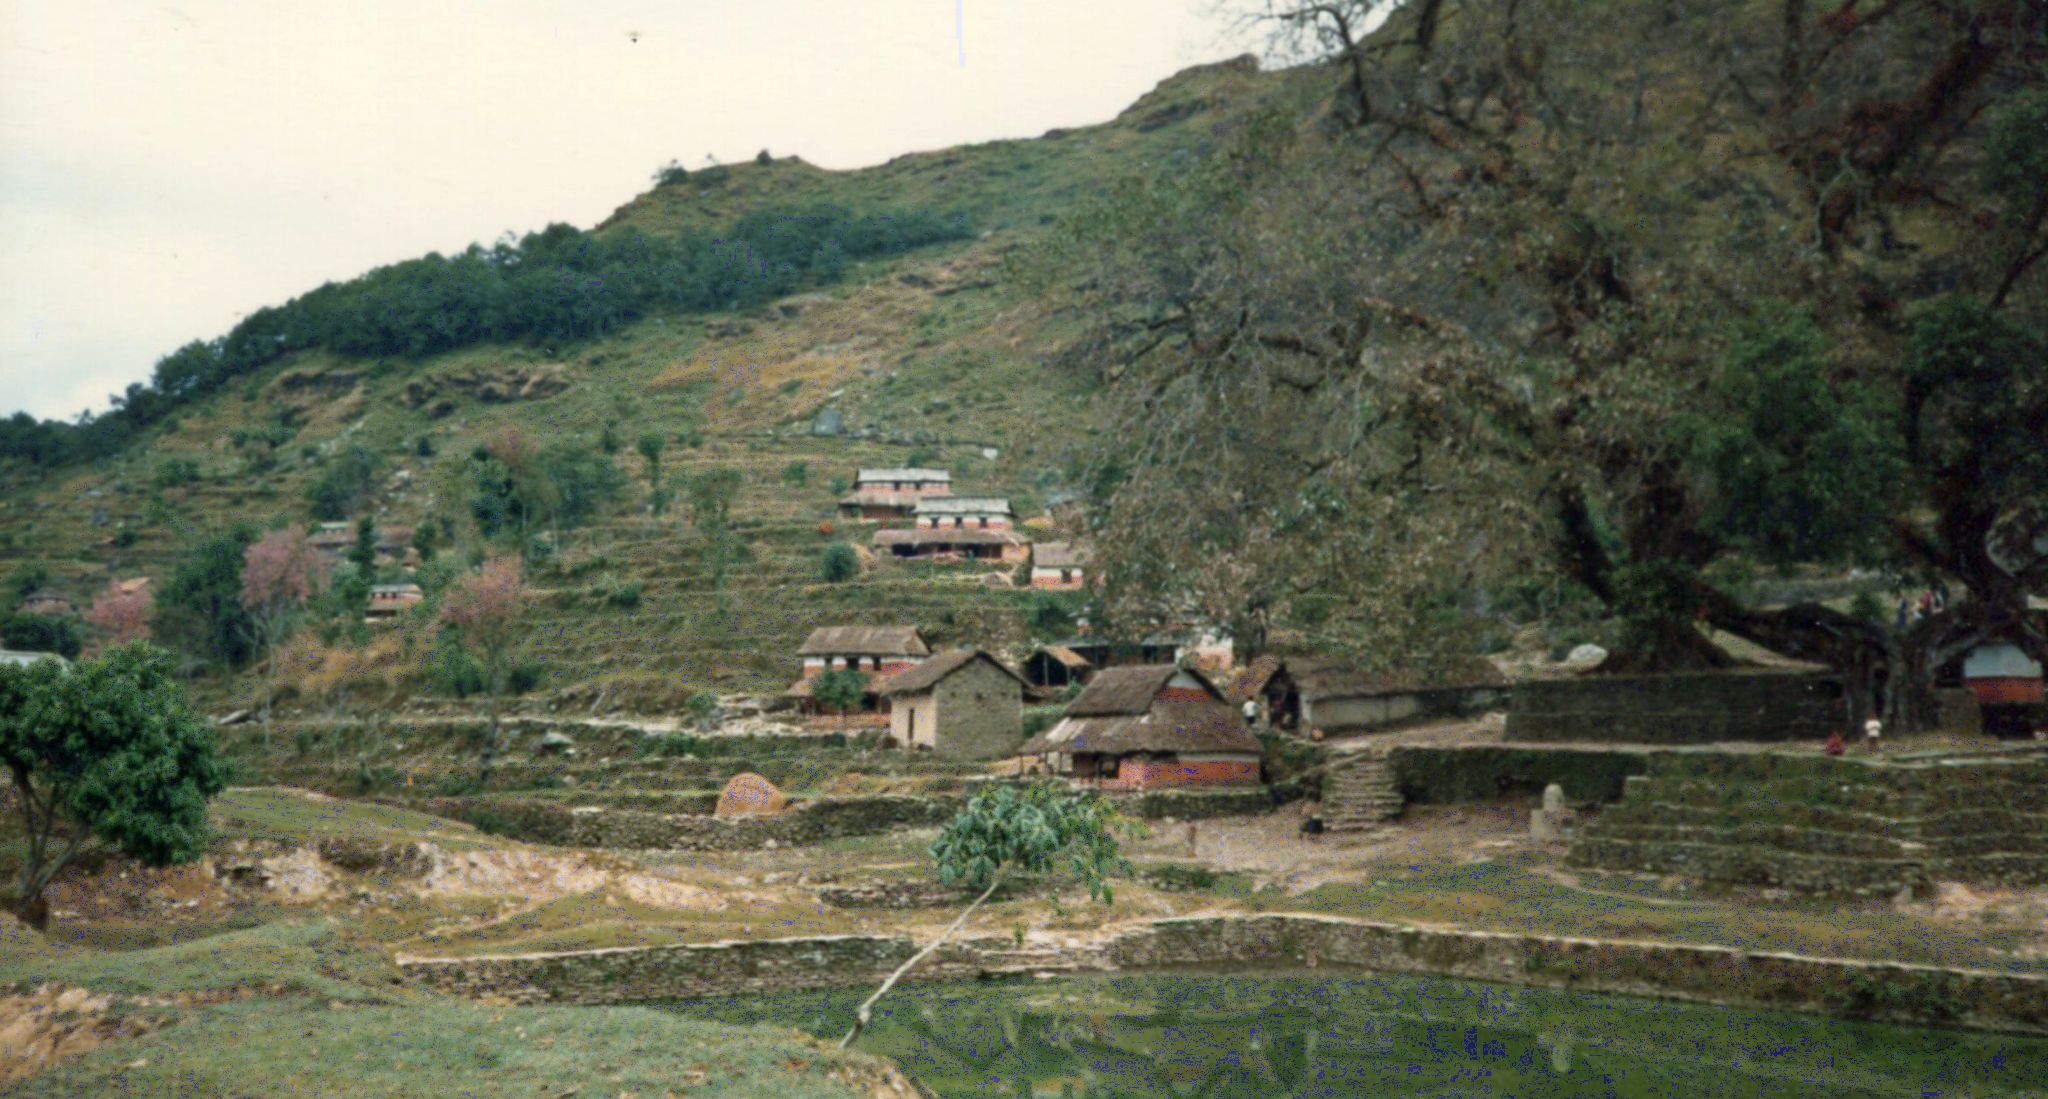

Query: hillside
[0,55,1312,714]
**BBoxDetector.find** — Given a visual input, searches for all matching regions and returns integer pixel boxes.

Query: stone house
[366,583,425,623]
[786,626,931,727]
[875,648,1029,759]
[912,496,1014,530]
[872,527,1029,564]
[1018,664,1262,790]
[837,468,953,520]
[1029,543,1090,590]
[15,591,73,617]
[1261,656,1508,737]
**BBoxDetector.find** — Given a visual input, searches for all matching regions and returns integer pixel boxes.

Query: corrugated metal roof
[912,497,1014,515]
[1032,542,1089,569]
[855,468,951,484]
[797,626,931,657]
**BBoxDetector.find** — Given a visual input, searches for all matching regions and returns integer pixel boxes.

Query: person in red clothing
[1824,729,1846,757]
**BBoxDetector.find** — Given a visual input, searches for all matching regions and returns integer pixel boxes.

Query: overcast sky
[0,1,1254,421]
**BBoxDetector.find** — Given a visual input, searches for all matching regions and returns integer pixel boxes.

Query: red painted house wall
[1105,757,1260,790]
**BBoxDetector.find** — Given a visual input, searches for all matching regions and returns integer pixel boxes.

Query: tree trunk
[1594,617,1738,674]
[840,876,1002,1049]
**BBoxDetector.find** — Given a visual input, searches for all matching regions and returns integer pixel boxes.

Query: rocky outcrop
[404,363,570,415]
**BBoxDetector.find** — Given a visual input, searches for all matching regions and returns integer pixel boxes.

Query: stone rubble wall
[1508,671,1844,744]
[1569,749,2048,895]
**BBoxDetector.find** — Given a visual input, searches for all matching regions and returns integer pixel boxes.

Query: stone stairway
[1323,749,1404,831]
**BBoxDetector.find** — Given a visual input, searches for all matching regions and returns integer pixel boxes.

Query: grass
[0,918,395,1000]
[1264,855,2048,973]
[209,786,495,850]
[9,998,904,1099]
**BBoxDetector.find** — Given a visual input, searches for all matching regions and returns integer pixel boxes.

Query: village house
[1054,635,1184,671]
[16,591,73,617]
[836,468,953,521]
[365,583,425,623]
[912,496,1014,530]
[1259,655,1510,737]
[1017,664,1262,790]
[872,526,1030,564]
[1029,543,1090,590]
[1023,644,1095,690]
[1938,609,2047,737]
[785,626,931,727]
[874,648,1029,759]
[308,522,418,569]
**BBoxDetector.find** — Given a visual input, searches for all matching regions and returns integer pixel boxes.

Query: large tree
[1045,0,2046,725]
[439,555,530,780]
[156,524,260,668]
[241,528,329,732]
[0,643,229,929]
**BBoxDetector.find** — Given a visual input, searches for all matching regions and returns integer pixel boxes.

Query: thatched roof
[1017,701,1259,757]
[873,528,1026,549]
[1065,664,1223,717]
[1029,645,1092,670]
[1268,655,1507,700]
[875,648,1027,696]
[913,496,1014,516]
[855,468,951,485]
[1032,542,1088,569]
[797,626,930,658]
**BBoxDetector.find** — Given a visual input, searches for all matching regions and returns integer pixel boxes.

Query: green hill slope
[0,55,1303,714]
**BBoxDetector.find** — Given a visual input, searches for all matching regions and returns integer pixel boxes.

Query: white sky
[0,1,1253,420]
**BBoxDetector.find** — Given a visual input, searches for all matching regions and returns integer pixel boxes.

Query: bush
[755,149,772,165]
[779,461,809,486]
[507,658,547,694]
[828,476,850,495]
[683,691,720,729]
[153,458,200,488]
[0,612,84,659]
[820,542,860,583]
[305,445,379,520]
[596,574,642,609]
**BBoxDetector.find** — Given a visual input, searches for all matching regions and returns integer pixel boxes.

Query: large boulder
[714,773,788,820]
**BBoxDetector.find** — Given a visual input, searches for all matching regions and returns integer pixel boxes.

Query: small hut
[1017,664,1261,789]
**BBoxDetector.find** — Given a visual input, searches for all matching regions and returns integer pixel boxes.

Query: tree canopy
[1043,0,2046,723]
[0,642,229,928]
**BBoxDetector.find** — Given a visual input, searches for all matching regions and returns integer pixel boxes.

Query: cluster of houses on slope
[777,622,1529,790]
[307,521,424,623]
[836,467,1088,582]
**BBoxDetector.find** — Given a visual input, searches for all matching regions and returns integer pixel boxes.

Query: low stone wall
[1103,915,2048,1035]
[399,934,985,1005]
[427,794,964,851]
[1389,746,1648,805]
[1117,785,1305,820]
[396,914,2048,1035]
[1507,671,1843,744]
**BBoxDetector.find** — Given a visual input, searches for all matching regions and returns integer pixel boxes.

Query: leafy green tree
[779,461,809,487]
[636,430,666,487]
[304,445,379,521]
[809,667,868,715]
[683,691,720,730]
[819,542,859,583]
[0,642,230,929]
[5,563,49,601]
[840,782,1130,1047]
[685,468,745,610]
[156,524,259,667]
[598,419,622,456]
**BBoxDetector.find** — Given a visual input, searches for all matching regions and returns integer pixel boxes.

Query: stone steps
[1323,751,1403,832]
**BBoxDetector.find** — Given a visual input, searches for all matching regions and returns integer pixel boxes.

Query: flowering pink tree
[440,554,529,778]
[82,581,153,653]
[240,529,328,731]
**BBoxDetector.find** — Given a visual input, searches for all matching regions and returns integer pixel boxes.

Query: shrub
[683,691,720,729]
[596,574,642,609]
[820,542,860,583]
[153,458,200,488]
[828,476,850,495]
[755,149,772,165]
[779,461,809,486]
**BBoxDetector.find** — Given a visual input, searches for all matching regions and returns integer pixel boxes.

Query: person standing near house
[1241,697,1260,729]
[1864,715,1884,754]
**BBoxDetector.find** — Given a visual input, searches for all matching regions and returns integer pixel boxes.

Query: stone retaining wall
[1389,746,1648,804]
[1508,671,1843,744]
[395,914,2048,1035]
[429,794,964,851]
[398,934,985,1005]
